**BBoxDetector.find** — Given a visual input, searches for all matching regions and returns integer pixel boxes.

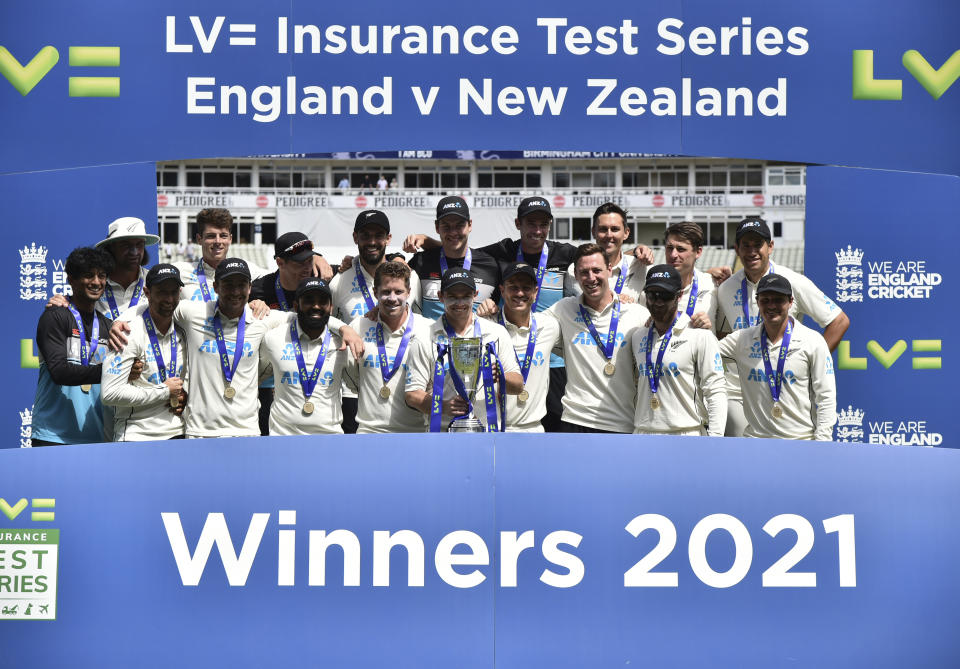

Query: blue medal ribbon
[644,313,679,397]
[739,262,774,329]
[480,342,506,432]
[195,259,213,303]
[499,314,538,384]
[103,278,144,319]
[578,298,622,364]
[613,256,628,295]
[212,304,246,386]
[376,309,414,387]
[683,273,699,318]
[67,302,99,366]
[429,344,449,433]
[760,317,793,406]
[142,312,178,381]
[355,264,376,313]
[517,243,549,312]
[289,320,331,401]
[439,247,471,275]
[274,274,290,311]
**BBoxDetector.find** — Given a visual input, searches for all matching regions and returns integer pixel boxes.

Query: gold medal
[379,385,391,399]
[170,395,180,409]
[650,395,661,410]
[80,384,92,393]
[303,401,315,415]
[518,388,529,403]
[223,384,235,399]
[603,362,616,376]
[772,403,783,419]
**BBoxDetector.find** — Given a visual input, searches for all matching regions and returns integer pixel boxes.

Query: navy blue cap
[436,196,470,221]
[644,264,682,294]
[501,262,537,284]
[440,268,476,292]
[295,277,332,300]
[756,273,792,296]
[214,258,251,281]
[355,209,390,233]
[145,263,184,287]
[517,196,552,219]
[736,217,772,242]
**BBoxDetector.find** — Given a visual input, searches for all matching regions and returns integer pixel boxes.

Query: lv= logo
[0,498,55,522]
[0,45,120,97]
[853,49,960,100]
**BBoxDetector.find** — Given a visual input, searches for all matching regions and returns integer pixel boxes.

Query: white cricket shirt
[346,310,433,434]
[715,262,842,402]
[406,315,520,431]
[260,313,349,435]
[630,314,727,436]
[547,295,650,433]
[717,319,837,441]
[486,312,561,432]
[101,313,186,441]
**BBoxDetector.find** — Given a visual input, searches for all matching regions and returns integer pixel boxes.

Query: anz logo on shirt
[572,331,627,348]
[349,301,368,318]
[280,370,335,387]
[713,352,723,372]
[749,341,764,359]
[189,285,216,302]
[363,353,402,368]
[199,339,254,357]
[733,287,746,307]
[363,326,379,342]
[518,351,546,367]
[540,272,563,289]
[825,355,835,375]
[638,361,680,378]
[747,368,796,384]
[106,354,124,375]
[733,315,762,330]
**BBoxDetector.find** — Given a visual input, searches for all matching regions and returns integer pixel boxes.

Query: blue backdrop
[3,433,959,668]
[1,1,959,664]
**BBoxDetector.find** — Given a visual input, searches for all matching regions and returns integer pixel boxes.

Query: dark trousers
[342,396,359,434]
[541,366,567,433]
[559,420,623,435]
[258,387,274,436]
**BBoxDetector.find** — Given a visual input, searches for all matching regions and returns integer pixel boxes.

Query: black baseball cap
[735,217,772,242]
[295,277,332,300]
[440,268,476,292]
[644,265,682,294]
[517,196,553,220]
[354,209,390,233]
[501,262,537,284]
[436,196,470,221]
[145,263,184,288]
[756,273,793,297]
[274,232,317,262]
[214,258,251,281]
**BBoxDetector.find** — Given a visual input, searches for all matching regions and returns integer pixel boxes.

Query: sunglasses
[644,290,676,303]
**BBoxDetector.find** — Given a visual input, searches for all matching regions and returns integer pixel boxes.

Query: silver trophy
[448,337,485,432]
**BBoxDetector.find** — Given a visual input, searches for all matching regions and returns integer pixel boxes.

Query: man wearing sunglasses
[631,265,726,436]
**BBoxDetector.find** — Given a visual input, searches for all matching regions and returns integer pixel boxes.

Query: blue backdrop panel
[3,162,158,448]
[0,1,958,174]
[2,433,959,667]
[805,166,957,446]
[494,435,960,667]
[1,435,496,668]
